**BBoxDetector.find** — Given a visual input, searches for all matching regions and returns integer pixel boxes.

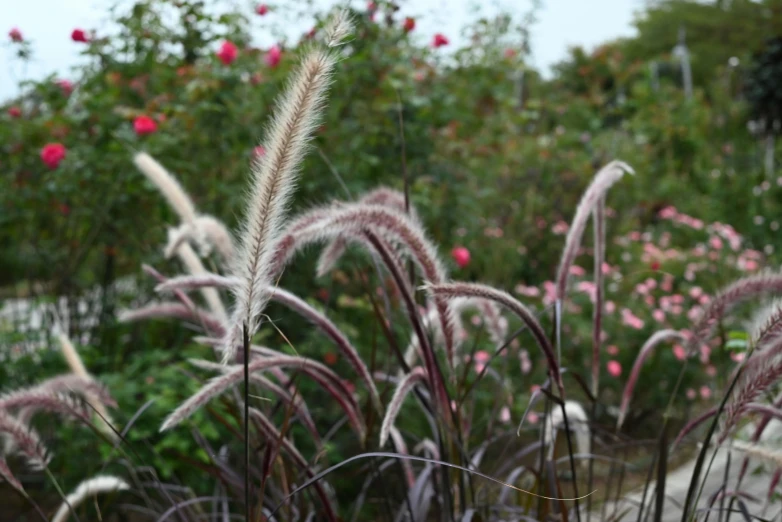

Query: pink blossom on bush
[705,365,717,377]
[499,406,511,424]
[686,388,697,400]
[515,284,540,297]
[519,349,531,374]
[253,145,266,158]
[451,246,470,268]
[700,386,712,399]
[605,300,616,313]
[659,206,677,219]
[673,344,686,361]
[8,106,21,118]
[216,41,238,65]
[71,29,89,43]
[607,360,622,377]
[730,352,745,363]
[621,308,644,330]
[652,309,665,323]
[527,412,539,424]
[569,265,586,276]
[265,45,282,67]
[576,281,596,302]
[133,115,157,135]
[661,274,674,292]
[542,281,556,305]
[9,27,23,42]
[403,17,415,33]
[606,345,619,356]
[700,345,711,364]
[551,220,569,235]
[40,143,67,169]
[255,3,269,15]
[432,33,449,48]
[473,350,490,373]
[56,79,73,96]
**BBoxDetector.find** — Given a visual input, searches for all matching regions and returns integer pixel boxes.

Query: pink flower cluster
[658,206,704,230]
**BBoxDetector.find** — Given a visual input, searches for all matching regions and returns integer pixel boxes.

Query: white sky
[2,0,643,101]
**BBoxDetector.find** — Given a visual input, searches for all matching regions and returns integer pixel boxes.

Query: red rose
[133,115,157,136]
[216,41,238,65]
[41,143,67,170]
[8,107,22,118]
[403,17,415,33]
[265,45,281,68]
[650,261,661,271]
[56,79,74,96]
[451,246,471,268]
[256,4,268,15]
[71,29,88,43]
[9,27,23,42]
[432,33,449,48]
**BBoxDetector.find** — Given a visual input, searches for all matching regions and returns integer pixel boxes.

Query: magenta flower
[607,360,622,378]
[451,246,470,268]
[216,41,238,65]
[8,27,23,42]
[133,115,157,135]
[265,45,282,68]
[673,344,686,361]
[432,33,449,48]
[40,143,67,169]
[71,28,89,43]
[621,308,644,330]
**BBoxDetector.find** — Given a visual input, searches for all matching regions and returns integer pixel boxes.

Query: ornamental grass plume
[687,270,782,355]
[554,161,633,363]
[425,281,560,393]
[721,334,782,440]
[315,186,418,277]
[555,161,634,303]
[155,273,381,413]
[379,366,428,447]
[266,203,457,366]
[132,153,230,321]
[51,475,129,522]
[56,332,116,438]
[225,11,353,364]
[161,354,365,441]
[617,329,684,430]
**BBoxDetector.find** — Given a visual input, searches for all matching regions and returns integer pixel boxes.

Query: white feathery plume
[225,11,353,363]
[379,367,428,447]
[161,355,365,440]
[174,237,228,322]
[56,333,116,439]
[51,475,129,522]
[133,152,198,226]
